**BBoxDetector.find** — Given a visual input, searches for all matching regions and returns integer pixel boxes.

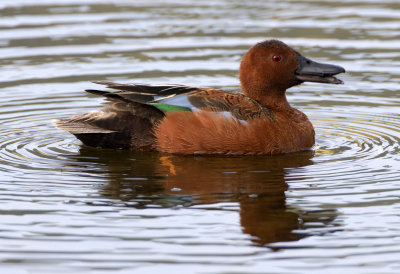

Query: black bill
[295,55,345,84]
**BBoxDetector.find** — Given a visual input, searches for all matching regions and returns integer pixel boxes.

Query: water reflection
[68,147,339,246]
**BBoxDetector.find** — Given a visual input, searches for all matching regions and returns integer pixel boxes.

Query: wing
[91,81,200,104]
[92,81,274,121]
[85,89,165,124]
[187,89,274,121]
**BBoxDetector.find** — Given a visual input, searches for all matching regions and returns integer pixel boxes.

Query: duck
[55,39,345,155]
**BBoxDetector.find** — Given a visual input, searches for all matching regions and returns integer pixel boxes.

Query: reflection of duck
[56,40,345,155]
[72,147,339,246]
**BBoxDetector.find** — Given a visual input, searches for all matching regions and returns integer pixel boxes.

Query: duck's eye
[272,55,281,62]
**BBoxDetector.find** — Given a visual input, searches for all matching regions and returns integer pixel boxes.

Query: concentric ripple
[313,111,400,162]
[282,110,400,192]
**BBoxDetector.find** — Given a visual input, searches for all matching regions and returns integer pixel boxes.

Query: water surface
[1,0,400,273]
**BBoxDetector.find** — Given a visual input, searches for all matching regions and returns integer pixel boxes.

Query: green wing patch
[151,103,192,113]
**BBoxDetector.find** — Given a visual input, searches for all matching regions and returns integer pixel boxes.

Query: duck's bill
[295,55,345,84]
[295,74,343,84]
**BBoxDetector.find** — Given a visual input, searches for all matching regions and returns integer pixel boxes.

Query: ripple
[0,129,75,172]
[314,112,400,161]
[1,97,400,185]
[285,110,400,194]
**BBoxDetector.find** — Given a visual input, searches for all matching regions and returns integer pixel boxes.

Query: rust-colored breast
[154,109,315,155]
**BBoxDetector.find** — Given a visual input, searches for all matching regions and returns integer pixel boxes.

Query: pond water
[1,0,400,273]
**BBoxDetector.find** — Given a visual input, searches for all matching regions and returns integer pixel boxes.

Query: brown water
[1,0,400,273]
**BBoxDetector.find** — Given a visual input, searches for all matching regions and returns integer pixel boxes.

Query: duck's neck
[246,88,292,111]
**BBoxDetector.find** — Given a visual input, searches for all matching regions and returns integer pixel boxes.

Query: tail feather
[54,118,115,134]
[56,84,166,150]
[55,112,156,150]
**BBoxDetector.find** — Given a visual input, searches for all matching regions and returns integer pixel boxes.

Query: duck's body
[56,40,344,155]
[157,103,314,155]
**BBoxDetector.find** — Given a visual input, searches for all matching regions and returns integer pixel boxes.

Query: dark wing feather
[85,89,165,124]
[92,81,200,103]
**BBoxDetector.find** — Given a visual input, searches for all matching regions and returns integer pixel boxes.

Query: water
[1,0,400,273]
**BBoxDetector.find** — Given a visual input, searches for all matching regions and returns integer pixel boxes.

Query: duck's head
[239,39,345,106]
